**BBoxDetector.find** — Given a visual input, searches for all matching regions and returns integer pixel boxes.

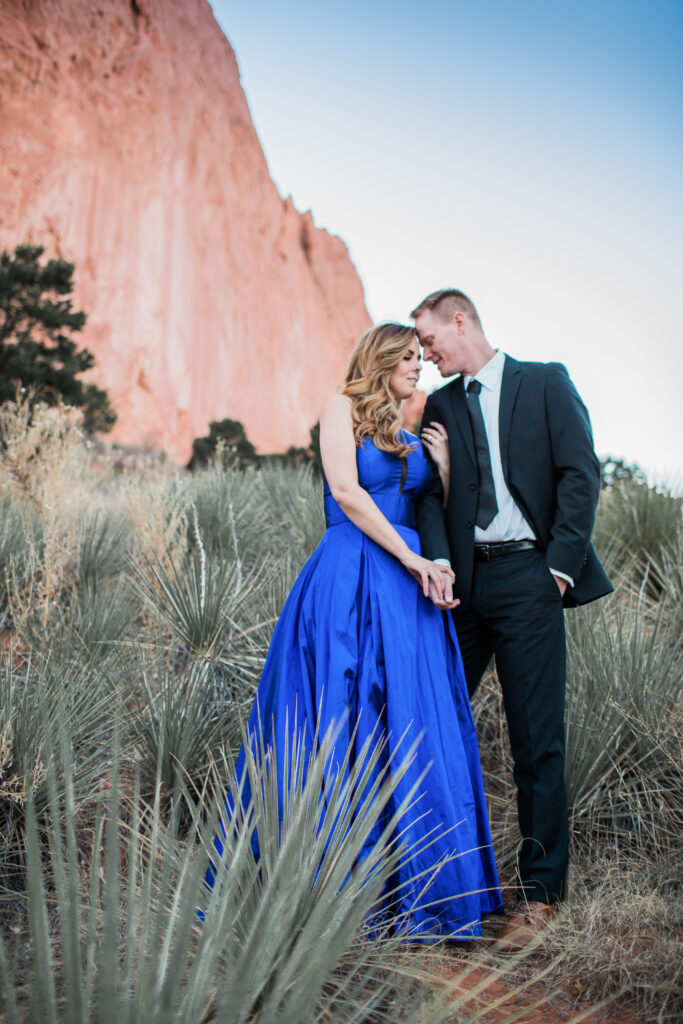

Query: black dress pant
[453,547,568,904]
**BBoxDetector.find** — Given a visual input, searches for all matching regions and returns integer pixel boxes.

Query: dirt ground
[441,957,641,1023]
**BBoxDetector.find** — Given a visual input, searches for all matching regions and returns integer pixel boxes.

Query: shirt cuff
[549,567,574,587]
[434,558,452,568]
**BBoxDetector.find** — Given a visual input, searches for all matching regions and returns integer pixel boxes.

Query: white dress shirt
[463,350,535,545]
[437,349,573,587]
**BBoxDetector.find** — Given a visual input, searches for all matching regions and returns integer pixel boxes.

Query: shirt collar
[464,349,504,392]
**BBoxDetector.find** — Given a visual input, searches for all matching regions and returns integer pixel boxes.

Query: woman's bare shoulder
[320,392,352,418]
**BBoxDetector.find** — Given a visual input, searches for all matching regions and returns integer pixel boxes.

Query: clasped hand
[401,552,460,610]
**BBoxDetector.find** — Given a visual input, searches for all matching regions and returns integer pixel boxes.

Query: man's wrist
[549,567,574,587]
[548,569,573,585]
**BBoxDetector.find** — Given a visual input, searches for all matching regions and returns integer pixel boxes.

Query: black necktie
[466,379,498,529]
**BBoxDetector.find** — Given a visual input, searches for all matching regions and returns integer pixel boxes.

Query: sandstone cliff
[0,0,371,460]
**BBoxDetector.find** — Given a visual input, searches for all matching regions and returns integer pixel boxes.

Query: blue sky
[210,0,683,479]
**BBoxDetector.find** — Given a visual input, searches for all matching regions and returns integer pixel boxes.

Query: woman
[210,323,501,938]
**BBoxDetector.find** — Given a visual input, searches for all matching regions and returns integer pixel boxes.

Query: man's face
[414,309,467,377]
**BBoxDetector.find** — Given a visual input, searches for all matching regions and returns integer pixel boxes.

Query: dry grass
[541,856,682,1022]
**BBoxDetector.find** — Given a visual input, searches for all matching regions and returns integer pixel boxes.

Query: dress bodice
[323,432,432,529]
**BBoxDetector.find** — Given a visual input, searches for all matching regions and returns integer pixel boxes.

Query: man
[412,288,612,953]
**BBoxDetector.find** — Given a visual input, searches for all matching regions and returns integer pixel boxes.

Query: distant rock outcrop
[0,0,371,460]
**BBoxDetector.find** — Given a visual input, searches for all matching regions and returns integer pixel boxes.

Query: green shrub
[186,418,258,471]
[0,243,116,433]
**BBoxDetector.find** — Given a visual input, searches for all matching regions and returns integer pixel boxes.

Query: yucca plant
[183,461,326,569]
[258,462,325,565]
[646,542,683,641]
[124,651,246,805]
[0,718,477,1023]
[66,578,139,662]
[564,600,681,827]
[611,610,681,768]
[182,463,266,559]
[131,543,265,658]
[593,479,682,594]
[0,653,115,827]
[564,607,631,818]
[75,507,131,592]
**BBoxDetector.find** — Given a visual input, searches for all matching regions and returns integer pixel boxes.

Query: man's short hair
[410,288,482,329]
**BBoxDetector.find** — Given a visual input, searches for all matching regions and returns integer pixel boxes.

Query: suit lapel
[448,377,476,466]
[498,355,521,481]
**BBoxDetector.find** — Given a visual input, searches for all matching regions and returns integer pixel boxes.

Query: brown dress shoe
[492,901,559,954]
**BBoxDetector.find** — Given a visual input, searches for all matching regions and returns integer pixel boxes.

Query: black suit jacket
[416,355,613,609]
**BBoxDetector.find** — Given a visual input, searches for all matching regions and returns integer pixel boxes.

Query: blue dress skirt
[210,434,501,938]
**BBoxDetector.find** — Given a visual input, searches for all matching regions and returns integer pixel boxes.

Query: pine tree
[187,418,258,470]
[0,244,116,432]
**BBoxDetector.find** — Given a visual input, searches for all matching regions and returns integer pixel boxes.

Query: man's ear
[453,311,466,331]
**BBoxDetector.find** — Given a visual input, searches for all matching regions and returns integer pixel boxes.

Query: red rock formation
[0,0,371,461]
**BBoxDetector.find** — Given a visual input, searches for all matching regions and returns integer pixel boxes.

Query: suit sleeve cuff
[549,567,574,587]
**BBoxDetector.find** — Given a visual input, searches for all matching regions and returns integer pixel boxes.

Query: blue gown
[213,433,501,938]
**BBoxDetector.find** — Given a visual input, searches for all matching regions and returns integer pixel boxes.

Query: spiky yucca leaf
[0,716,468,1023]
[182,461,325,568]
[182,463,265,558]
[67,578,138,661]
[190,716,436,1023]
[132,548,264,659]
[0,653,115,823]
[259,462,325,564]
[75,507,131,593]
[565,600,681,817]
[125,651,240,802]
[646,542,683,641]
[592,479,682,594]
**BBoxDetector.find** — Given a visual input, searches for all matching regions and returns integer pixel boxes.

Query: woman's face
[388,340,421,401]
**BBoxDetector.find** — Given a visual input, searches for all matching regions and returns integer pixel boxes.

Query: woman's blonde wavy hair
[342,322,417,458]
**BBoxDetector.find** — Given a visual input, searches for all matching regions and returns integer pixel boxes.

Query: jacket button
[466,520,474,528]
[469,482,477,491]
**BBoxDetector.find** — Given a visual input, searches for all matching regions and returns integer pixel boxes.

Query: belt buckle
[479,543,492,562]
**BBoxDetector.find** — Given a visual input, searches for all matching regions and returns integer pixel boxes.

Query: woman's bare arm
[320,394,455,602]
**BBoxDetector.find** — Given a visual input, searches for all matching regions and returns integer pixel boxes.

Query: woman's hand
[421,421,450,503]
[421,421,449,471]
[400,550,458,607]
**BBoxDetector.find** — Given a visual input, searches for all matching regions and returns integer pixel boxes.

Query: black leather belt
[474,540,537,562]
